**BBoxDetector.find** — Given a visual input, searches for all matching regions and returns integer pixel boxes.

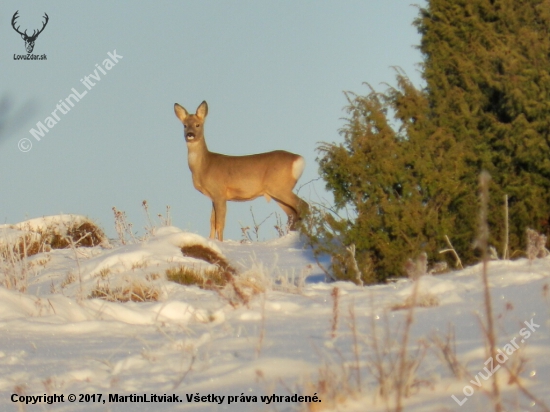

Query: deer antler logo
[11,11,49,54]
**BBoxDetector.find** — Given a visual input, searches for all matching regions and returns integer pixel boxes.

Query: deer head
[174,101,208,143]
[12,11,49,54]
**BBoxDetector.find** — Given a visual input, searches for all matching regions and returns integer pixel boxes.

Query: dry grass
[166,265,227,288]
[299,308,431,412]
[0,231,47,291]
[168,243,269,306]
[146,273,161,281]
[302,361,357,412]
[96,267,111,279]
[392,253,440,312]
[112,207,137,245]
[60,272,77,288]
[181,244,231,269]
[3,218,106,258]
[178,243,255,306]
[89,280,161,302]
[1,216,108,293]
[239,207,290,242]
[44,221,107,249]
[1,233,44,260]
[526,228,549,260]
[166,261,266,308]
[30,255,52,268]
[113,202,172,244]
[131,260,149,270]
[390,293,439,311]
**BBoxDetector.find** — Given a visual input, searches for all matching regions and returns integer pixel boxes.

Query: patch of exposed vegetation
[180,244,234,273]
[390,293,439,311]
[4,233,44,259]
[174,244,257,306]
[44,221,107,249]
[89,281,160,302]
[166,265,227,288]
[2,217,108,262]
[61,272,77,288]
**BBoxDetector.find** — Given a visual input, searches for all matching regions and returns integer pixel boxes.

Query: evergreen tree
[305,0,550,282]
[416,0,550,256]
[305,73,466,282]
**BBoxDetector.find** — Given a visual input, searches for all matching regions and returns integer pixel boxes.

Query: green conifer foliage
[307,0,550,282]
[416,0,550,254]
[308,73,465,282]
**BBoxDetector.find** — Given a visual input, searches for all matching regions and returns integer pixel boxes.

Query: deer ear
[174,103,188,122]
[196,101,208,119]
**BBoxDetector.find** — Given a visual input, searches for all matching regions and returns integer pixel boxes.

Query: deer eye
[196,123,200,127]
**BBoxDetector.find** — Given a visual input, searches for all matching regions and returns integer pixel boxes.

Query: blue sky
[1,0,426,241]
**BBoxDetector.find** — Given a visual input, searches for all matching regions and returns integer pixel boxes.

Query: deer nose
[186,132,196,140]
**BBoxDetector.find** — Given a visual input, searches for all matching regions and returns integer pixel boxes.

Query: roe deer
[174,101,307,241]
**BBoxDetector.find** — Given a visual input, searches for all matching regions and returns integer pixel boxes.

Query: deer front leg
[212,199,227,241]
[209,203,216,239]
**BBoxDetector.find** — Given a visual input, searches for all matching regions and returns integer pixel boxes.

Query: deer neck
[187,137,210,173]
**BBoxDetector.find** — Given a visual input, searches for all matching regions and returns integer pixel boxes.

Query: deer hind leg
[274,201,298,231]
[212,199,227,241]
[271,191,308,231]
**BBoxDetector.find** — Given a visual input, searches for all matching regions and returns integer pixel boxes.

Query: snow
[1,215,550,411]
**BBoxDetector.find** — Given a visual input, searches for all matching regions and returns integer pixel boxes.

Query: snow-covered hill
[0,215,549,411]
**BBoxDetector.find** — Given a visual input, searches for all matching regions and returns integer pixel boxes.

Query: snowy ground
[1,215,549,411]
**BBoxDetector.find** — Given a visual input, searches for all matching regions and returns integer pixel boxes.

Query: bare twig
[346,244,363,286]
[331,287,340,339]
[502,360,550,412]
[477,171,502,412]
[348,303,362,392]
[256,294,267,357]
[395,276,420,412]
[503,194,509,260]
[439,235,463,269]
[430,325,466,380]
[142,200,155,237]
[172,355,196,390]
